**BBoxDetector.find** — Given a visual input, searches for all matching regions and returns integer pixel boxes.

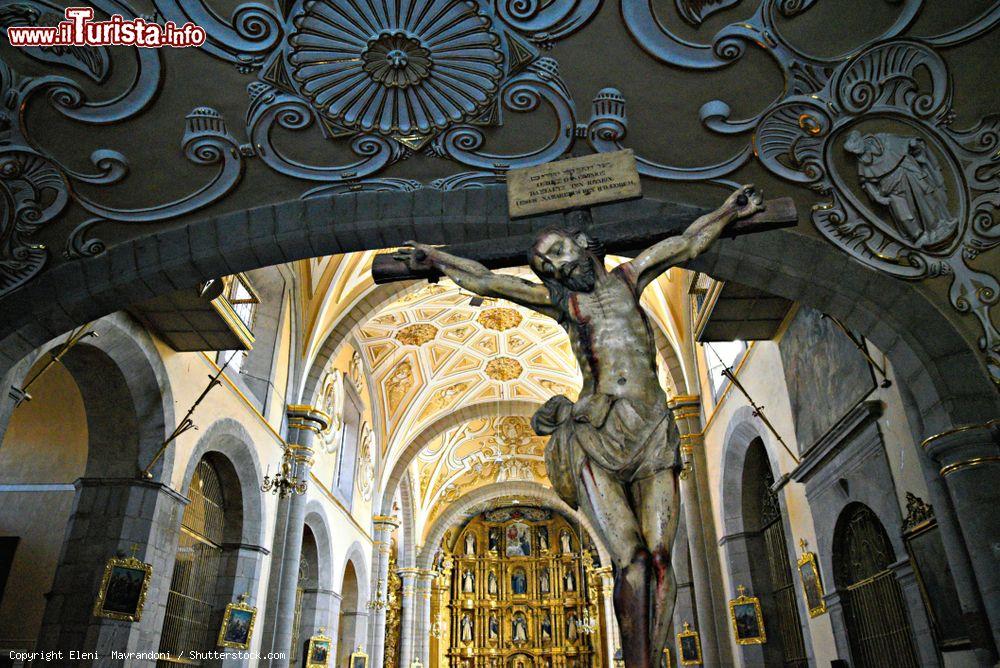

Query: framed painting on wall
[217,595,257,650]
[729,586,767,646]
[350,647,369,668]
[677,621,702,665]
[797,542,828,618]
[92,552,152,622]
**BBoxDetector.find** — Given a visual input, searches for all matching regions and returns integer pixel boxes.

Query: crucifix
[371,152,796,668]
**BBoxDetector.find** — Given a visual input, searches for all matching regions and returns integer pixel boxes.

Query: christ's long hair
[527,225,605,313]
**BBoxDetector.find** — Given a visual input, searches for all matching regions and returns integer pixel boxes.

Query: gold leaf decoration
[485,356,523,381]
[397,323,438,346]
[477,307,523,331]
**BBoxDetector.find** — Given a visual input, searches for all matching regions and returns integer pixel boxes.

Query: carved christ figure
[395,185,765,667]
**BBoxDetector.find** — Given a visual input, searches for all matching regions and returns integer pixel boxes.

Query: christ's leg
[633,469,681,664]
[577,460,650,668]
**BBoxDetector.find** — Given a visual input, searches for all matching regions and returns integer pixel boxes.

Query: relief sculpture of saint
[394,185,765,667]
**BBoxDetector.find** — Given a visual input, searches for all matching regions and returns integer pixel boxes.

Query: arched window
[833,503,918,667]
[742,439,806,667]
[158,458,228,665]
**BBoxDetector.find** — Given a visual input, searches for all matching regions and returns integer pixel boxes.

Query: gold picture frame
[217,595,257,650]
[676,621,702,666]
[92,552,152,622]
[305,628,332,668]
[729,586,767,645]
[797,540,827,618]
[661,645,673,668]
[350,646,369,668]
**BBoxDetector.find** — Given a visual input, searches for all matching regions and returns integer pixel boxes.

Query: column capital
[922,419,999,474]
[287,404,331,433]
[669,395,703,440]
[373,515,402,529]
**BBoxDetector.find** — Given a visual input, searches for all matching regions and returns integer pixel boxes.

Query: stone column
[397,567,419,667]
[270,404,328,666]
[413,568,437,666]
[35,478,188,667]
[593,566,618,665]
[368,515,400,667]
[923,421,1000,652]
[668,395,724,667]
[326,591,343,657]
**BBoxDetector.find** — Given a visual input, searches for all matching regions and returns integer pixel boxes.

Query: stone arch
[0,187,992,438]
[304,500,336,592]
[302,280,421,405]
[397,469,418,568]
[181,417,266,547]
[377,398,543,516]
[719,405,783,535]
[335,540,371,665]
[718,405,814,665]
[417,481,611,569]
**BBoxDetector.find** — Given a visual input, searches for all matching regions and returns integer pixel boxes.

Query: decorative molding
[790,400,884,485]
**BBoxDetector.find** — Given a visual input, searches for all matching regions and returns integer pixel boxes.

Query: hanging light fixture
[260,447,308,498]
[367,579,387,611]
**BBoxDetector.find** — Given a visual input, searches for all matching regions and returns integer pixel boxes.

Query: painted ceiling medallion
[485,356,523,381]
[477,307,523,331]
[289,0,505,138]
[397,323,438,346]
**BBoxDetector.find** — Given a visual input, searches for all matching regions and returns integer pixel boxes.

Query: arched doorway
[291,525,319,667]
[158,454,243,665]
[833,503,919,667]
[740,438,807,667]
[338,560,361,667]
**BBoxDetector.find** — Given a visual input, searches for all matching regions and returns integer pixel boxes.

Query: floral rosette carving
[288,0,505,140]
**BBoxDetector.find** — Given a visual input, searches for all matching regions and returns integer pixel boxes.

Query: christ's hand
[725,184,765,220]
[392,241,436,271]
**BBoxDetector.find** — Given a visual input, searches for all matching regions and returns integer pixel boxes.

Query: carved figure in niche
[564,568,576,592]
[489,527,501,552]
[560,530,572,554]
[844,130,958,247]
[465,532,477,556]
[394,185,765,666]
[538,526,550,552]
[462,569,475,593]
[489,613,499,640]
[539,567,550,594]
[460,613,474,643]
[541,612,553,642]
[567,613,579,642]
[512,613,529,643]
[511,568,528,595]
[488,570,499,596]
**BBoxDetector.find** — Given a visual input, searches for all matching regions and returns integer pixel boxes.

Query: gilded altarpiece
[442,507,604,668]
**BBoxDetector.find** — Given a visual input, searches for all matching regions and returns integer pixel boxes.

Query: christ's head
[528,228,600,293]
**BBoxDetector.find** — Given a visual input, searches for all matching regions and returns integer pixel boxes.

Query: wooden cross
[682,621,693,632]
[129,543,140,559]
[799,538,809,552]
[371,198,798,284]
[736,584,747,597]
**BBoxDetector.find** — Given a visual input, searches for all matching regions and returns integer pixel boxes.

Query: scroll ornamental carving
[1,0,996,381]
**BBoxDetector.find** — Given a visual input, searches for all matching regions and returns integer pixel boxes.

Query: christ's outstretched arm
[393,242,559,319]
[628,184,765,294]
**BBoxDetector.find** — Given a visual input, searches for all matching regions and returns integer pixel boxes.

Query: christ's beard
[561,260,596,292]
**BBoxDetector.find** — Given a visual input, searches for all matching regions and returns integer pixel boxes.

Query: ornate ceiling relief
[603,1,1000,382]
[1,0,995,381]
[353,280,583,485]
[416,415,550,532]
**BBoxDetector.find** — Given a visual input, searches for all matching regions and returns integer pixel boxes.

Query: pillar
[593,566,618,665]
[35,478,187,667]
[923,420,1000,653]
[413,568,437,665]
[269,404,328,666]
[398,567,419,667]
[668,395,725,667]
[369,514,401,667]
